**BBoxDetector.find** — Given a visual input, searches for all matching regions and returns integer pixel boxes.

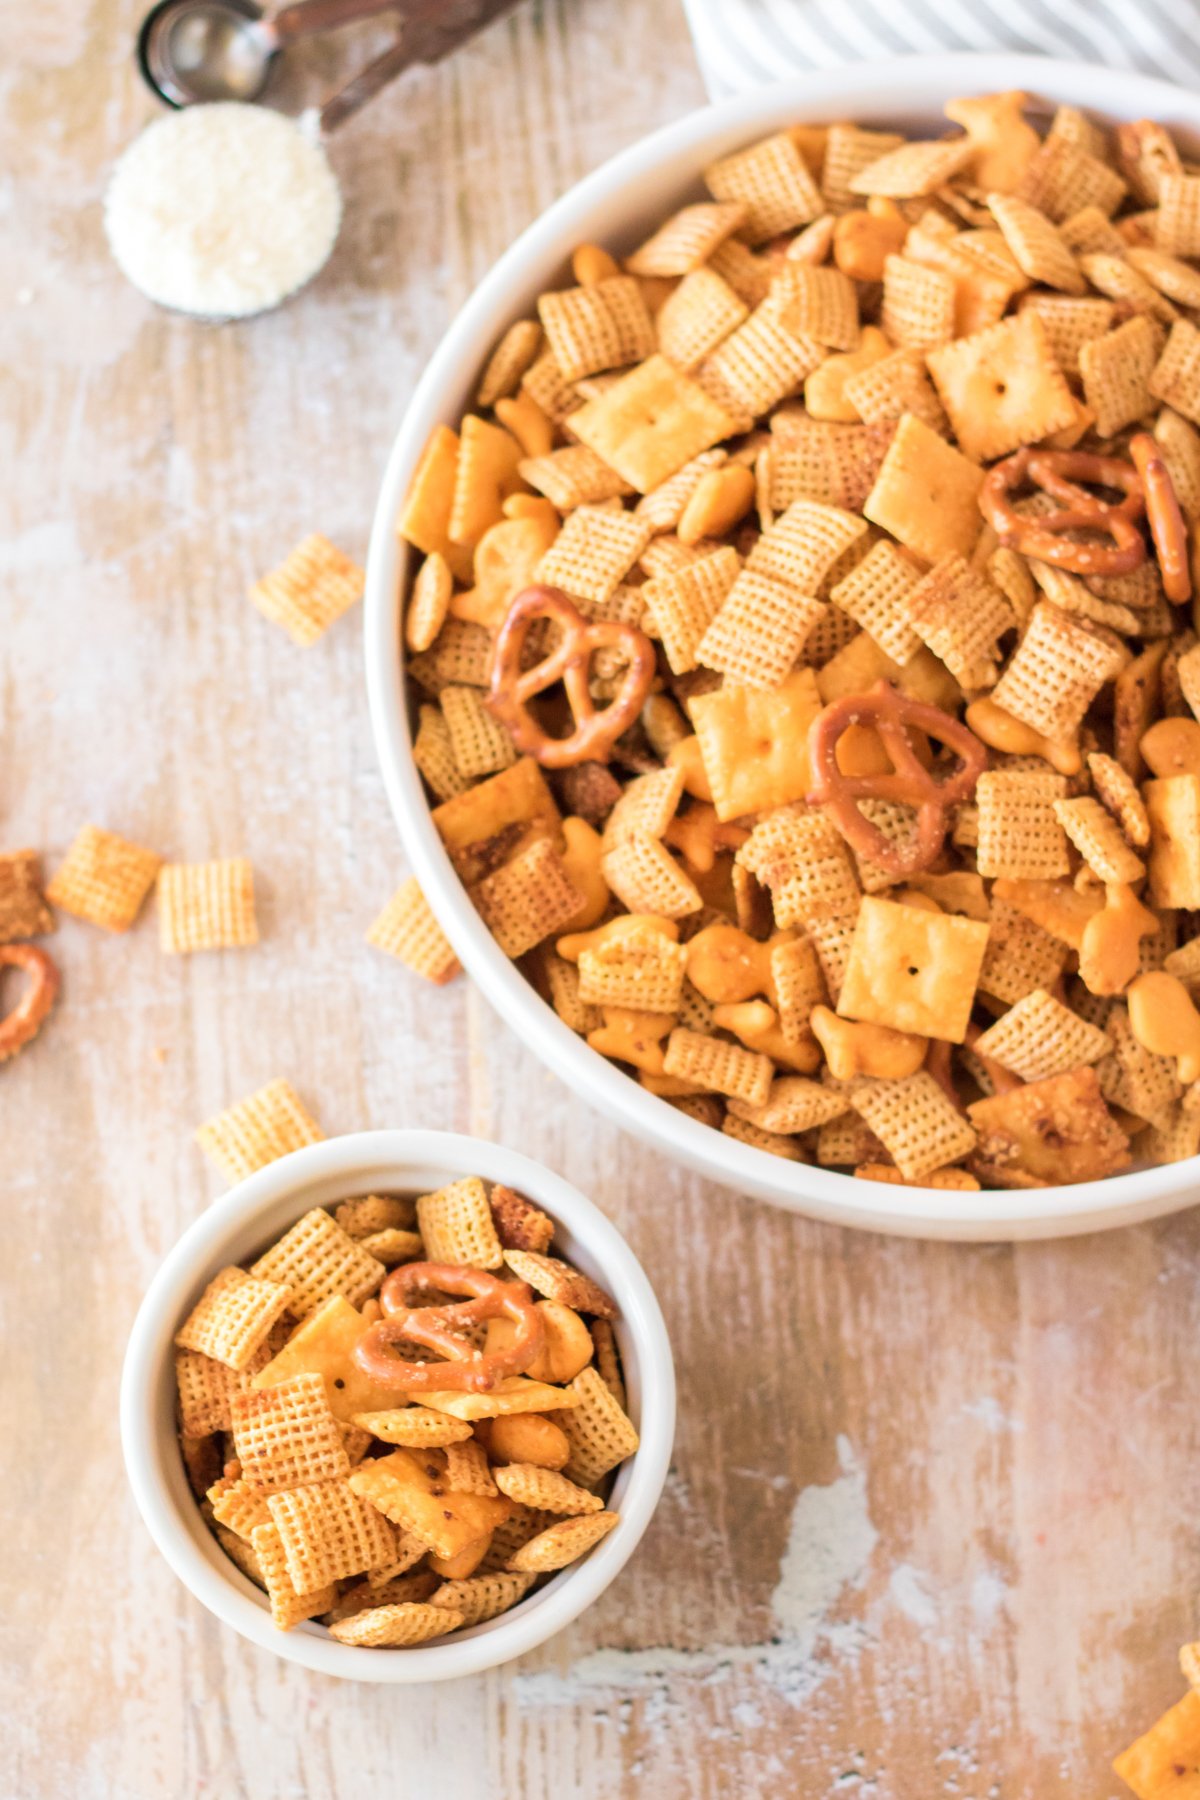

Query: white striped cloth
[681,0,1200,97]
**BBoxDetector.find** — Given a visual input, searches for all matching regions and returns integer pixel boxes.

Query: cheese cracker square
[863,413,984,564]
[926,312,1076,461]
[691,669,824,821]
[569,355,737,493]
[838,895,989,1042]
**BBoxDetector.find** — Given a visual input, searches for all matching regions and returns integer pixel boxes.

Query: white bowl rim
[365,54,1200,1242]
[119,1130,675,1682]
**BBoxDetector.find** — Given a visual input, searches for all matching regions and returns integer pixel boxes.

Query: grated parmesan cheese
[104,102,342,319]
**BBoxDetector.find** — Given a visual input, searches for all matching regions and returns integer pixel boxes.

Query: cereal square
[250,534,364,646]
[232,1372,351,1495]
[416,1176,504,1270]
[367,877,461,985]
[704,132,822,240]
[195,1077,324,1182]
[175,1266,294,1371]
[46,825,161,932]
[250,1208,384,1314]
[838,895,989,1042]
[159,857,257,953]
[537,276,655,382]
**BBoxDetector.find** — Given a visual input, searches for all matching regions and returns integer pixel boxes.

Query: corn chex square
[880,256,956,351]
[367,876,461,985]
[267,1477,398,1593]
[471,837,585,958]
[926,312,1076,462]
[849,1072,977,1183]
[849,136,975,199]
[175,1266,293,1371]
[532,504,652,607]
[990,602,1126,740]
[746,499,867,593]
[576,927,687,1014]
[1016,294,1114,377]
[841,351,949,435]
[977,899,1069,1006]
[905,555,1014,689]
[1080,315,1165,437]
[1150,318,1200,427]
[46,825,161,933]
[697,305,824,420]
[975,770,1071,881]
[829,540,922,666]
[625,201,747,276]
[537,276,655,383]
[662,1026,771,1106]
[1157,174,1200,257]
[988,194,1085,294]
[695,567,824,689]
[232,1372,351,1495]
[250,1208,384,1314]
[158,857,257,953]
[1053,796,1144,884]
[642,546,740,675]
[972,988,1112,1084]
[601,833,702,920]
[736,807,861,929]
[475,318,542,409]
[821,125,903,210]
[249,533,363,646]
[704,132,823,241]
[1017,137,1126,224]
[251,1522,337,1629]
[770,264,860,351]
[417,1176,504,1270]
[656,267,750,371]
[441,684,516,780]
[195,1077,325,1182]
[634,449,728,531]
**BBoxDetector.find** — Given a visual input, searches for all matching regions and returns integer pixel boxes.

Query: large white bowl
[366,55,1200,1242]
[120,1132,674,1681]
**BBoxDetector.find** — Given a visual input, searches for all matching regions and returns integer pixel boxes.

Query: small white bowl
[120,1131,675,1682]
[365,54,1200,1242]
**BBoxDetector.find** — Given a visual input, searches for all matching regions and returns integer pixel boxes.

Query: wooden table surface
[6,6,1200,1796]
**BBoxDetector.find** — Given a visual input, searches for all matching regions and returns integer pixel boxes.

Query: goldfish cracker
[711,1000,821,1072]
[1141,717,1200,779]
[664,805,750,874]
[965,697,1082,777]
[1078,882,1160,995]
[667,735,714,803]
[586,1007,673,1075]
[686,923,780,1003]
[677,465,756,546]
[1128,971,1200,1083]
[833,198,908,282]
[558,816,610,930]
[810,1004,928,1080]
[992,877,1102,950]
[572,243,621,285]
[804,325,892,422]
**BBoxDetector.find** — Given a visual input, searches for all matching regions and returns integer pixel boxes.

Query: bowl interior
[365,56,1200,1241]
[123,1133,673,1680]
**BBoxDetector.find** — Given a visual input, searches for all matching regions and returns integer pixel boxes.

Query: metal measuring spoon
[138,0,519,125]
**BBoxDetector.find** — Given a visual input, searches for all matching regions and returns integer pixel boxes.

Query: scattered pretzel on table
[0,944,60,1063]
[487,584,657,768]
[353,1260,544,1393]
[807,680,989,877]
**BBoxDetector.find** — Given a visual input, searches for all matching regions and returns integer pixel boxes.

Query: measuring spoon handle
[265,0,404,46]
[318,0,521,135]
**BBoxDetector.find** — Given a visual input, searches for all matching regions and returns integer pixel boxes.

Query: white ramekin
[364,56,1200,1242]
[120,1131,675,1681]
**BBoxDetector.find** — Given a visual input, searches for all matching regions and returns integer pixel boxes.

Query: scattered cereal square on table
[250,534,364,646]
[0,850,54,943]
[838,895,989,1042]
[46,825,161,932]
[195,1077,324,1183]
[159,857,258,953]
[367,876,461,984]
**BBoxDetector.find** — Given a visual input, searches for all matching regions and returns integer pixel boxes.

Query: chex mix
[384,96,1200,1193]
[174,1170,635,1647]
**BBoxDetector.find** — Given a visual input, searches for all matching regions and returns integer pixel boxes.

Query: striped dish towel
[680,0,1200,97]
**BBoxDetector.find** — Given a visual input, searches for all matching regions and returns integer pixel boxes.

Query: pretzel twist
[0,944,59,1063]
[353,1261,545,1394]
[807,681,988,876]
[979,447,1147,576]
[1129,432,1192,602]
[487,585,657,768]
